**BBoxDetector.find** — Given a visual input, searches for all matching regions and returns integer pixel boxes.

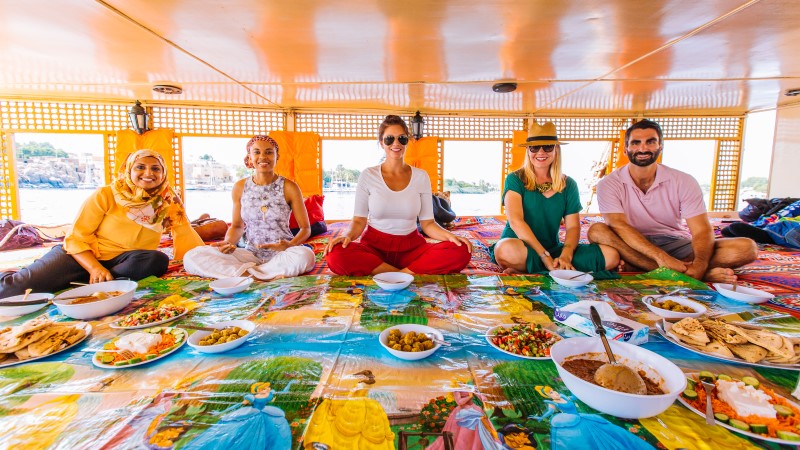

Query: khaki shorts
[645,235,693,260]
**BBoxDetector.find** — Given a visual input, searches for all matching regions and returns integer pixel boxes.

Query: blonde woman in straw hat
[490,121,619,274]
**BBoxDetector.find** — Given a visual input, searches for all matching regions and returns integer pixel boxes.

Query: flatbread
[0,327,55,353]
[700,319,748,344]
[740,329,793,358]
[64,327,85,345]
[27,327,72,357]
[704,340,735,358]
[671,318,710,345]
[10,316,52,338]
[728,343,769,363]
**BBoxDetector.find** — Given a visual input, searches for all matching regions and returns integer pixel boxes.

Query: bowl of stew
[53,280,137,320]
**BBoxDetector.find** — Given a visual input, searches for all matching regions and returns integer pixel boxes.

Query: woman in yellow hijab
[0,149,189,296]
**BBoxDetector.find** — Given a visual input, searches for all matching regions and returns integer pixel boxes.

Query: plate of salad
[485,323,562,359]
[92,327,187,369]
[109,305,187,329]
[679,371,800,445]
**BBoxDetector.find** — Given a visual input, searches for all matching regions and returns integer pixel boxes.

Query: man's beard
[626,148,661,167]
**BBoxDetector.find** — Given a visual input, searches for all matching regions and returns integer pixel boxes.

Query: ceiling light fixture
[492,82,518,93]
[153,84,183,95]
[785,88,800,97]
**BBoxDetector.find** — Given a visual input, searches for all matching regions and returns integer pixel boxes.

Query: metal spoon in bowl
[589,306,647,395]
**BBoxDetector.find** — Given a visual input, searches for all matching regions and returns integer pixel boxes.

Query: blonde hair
[517,145,566,193]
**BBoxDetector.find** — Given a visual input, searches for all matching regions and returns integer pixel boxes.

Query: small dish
[109,305,188,330]
[549,270,593,288]
[187,320,256,353]
[209,277,253,295]
[373,272,414,291]
[642,295,707,319]
[379,324,443,361]
[0,293,54,317]
[485,323,562,360]
[713,283,774,304]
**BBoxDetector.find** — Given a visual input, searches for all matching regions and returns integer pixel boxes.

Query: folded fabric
[289,195,325,229]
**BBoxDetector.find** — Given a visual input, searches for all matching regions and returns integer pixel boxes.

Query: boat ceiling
[2,0,799,116]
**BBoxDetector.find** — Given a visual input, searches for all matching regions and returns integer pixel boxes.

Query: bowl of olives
[187,320,255,353]
[379,324,444,361]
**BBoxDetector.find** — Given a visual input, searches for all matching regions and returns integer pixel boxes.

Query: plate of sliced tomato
[109,305,187,330]
[485,323,562,359]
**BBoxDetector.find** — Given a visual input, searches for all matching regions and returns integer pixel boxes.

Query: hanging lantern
[410,111,424,140]
[128,100,150,135]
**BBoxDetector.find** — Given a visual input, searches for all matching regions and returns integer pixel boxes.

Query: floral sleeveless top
[241,176,293,261]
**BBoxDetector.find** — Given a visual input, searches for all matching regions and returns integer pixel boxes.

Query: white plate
[109,306,188,330]
[642,295,707,319]
[678,374,800,446]
[0,322,92,368]
[655,320,800,371]
[485,324,562,360]
[549,270,593,288]
[713,283,774,304]
[92,327,187,369]
[0,293,54,317]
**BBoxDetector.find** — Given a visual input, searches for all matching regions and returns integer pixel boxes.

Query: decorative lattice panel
[424,116,524,140]
[711,139,743,211]
[0,132,18,219]
[649,117,741,139]
[151,107,284,136]
[0,101,129,131]
[531,117,629,140]
[295,113,387,139]
[434,139,444,192]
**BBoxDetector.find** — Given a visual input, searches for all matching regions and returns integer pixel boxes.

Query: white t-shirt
[353,165,434,235]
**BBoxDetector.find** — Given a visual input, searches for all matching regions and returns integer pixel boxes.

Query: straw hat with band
[518,121,568,147]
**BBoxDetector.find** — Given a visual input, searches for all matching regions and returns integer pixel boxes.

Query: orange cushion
[289,195,325,228]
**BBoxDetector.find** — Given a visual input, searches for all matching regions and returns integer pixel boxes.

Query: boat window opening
[13,133,103,226]
[560,141,611,214]
[322,139,383,220]
[443,141,502,216]
[181,137,248,223]
[738,111,776,210]
[661,140,716,208]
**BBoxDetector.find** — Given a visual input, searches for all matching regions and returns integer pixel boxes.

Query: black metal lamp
[410,111,424,140]
[128,100,150,135]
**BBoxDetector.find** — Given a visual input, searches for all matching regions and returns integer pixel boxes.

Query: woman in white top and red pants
[325,115,472,276]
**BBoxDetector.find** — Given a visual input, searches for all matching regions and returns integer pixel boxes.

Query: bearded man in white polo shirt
[588,119,757,283]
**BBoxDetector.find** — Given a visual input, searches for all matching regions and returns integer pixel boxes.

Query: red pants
[326,227,471,276]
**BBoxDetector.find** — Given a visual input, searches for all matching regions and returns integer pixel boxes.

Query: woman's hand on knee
[258,240,290,252]
[212,241,237,254]
[324,236,350,255]
[448,235,473,253]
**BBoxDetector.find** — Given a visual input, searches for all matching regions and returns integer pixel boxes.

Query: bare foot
[502,267,522,275]
[704,267,736,284]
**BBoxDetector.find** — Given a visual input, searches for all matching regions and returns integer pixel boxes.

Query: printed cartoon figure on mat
[527,386,652,450]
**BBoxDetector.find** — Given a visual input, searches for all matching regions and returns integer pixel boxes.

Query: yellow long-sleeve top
[63,186,162,261]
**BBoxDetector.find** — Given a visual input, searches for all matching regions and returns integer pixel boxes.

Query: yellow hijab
[110,149,178,233]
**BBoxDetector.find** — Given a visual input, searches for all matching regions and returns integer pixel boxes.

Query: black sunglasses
[528,145,556,153]
[382,135,409,146]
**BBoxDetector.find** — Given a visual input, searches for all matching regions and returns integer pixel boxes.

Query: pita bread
[728,343,769,363]
[14,347,31,360]
[10,316,52,338]
[64,327,85,345]
[0,328,54,353]
[0,353,7,362]
[741,329,794,359]
[700,320,748,344]
[704,340,735,358]
[27,327,72,357]
[671,318,710,345]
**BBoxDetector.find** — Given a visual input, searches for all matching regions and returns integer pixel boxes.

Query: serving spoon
[589,305,647,395]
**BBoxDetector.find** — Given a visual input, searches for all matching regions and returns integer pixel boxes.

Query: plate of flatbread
[0,315,91,368]
[656,317,800,370]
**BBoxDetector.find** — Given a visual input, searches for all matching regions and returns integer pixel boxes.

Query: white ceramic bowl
[642,295,707,319]
[209,277,253,295]
[0,293,54,317]
[373,272,414,291]
[379,324,443,361]
[550,337,686,419]
[53,280,137,320]
[713,283,774,304]
[187,320,256,354]
[549,270,593,288]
